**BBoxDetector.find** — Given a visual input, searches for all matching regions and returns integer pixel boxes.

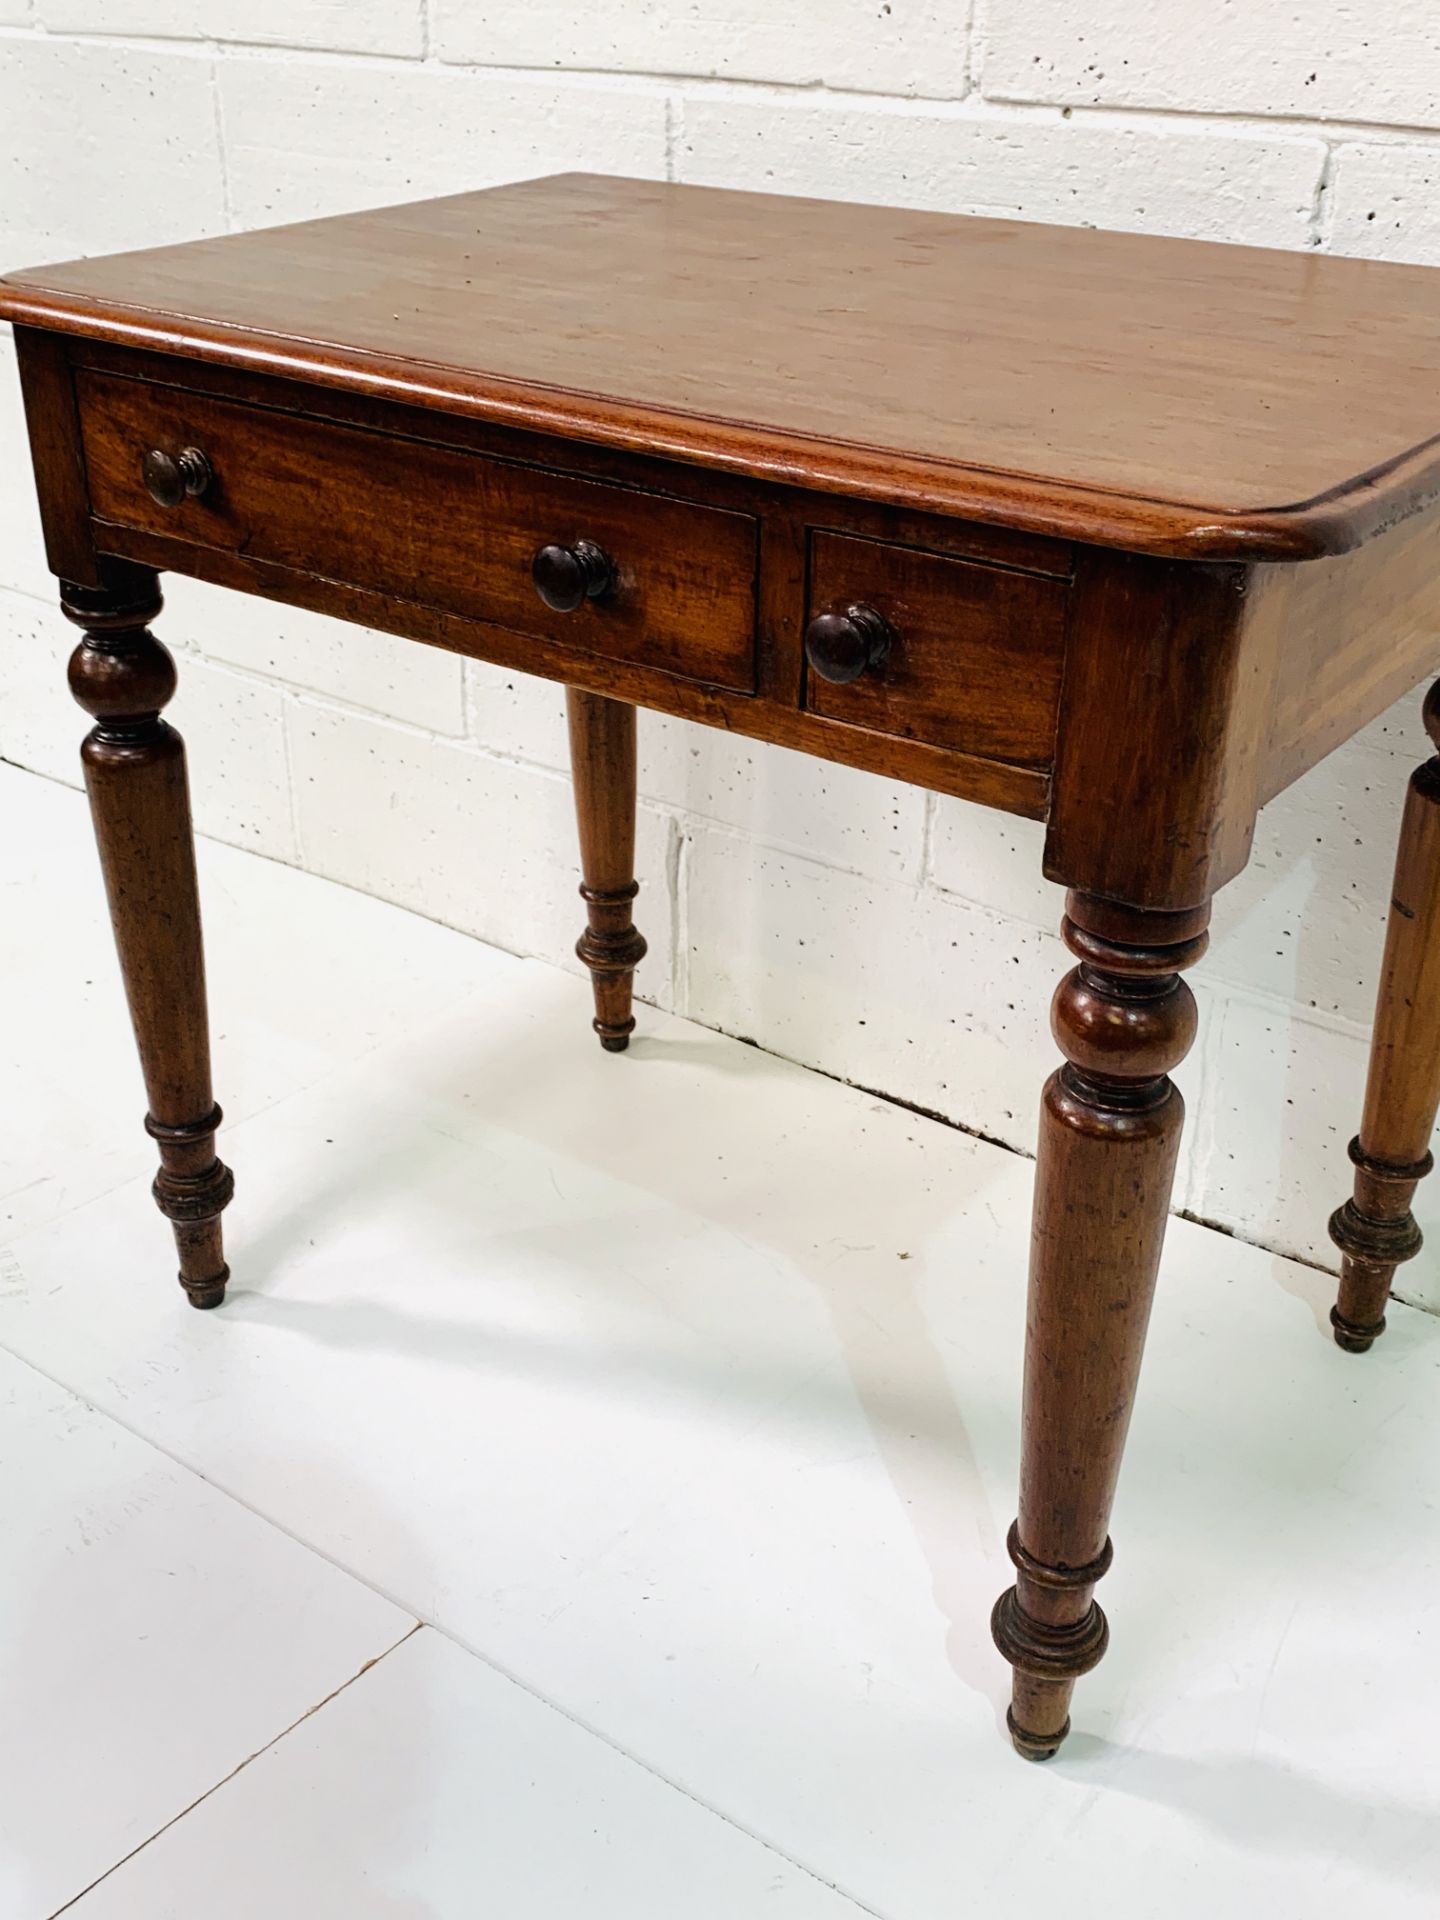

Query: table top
[6,172,1440,561]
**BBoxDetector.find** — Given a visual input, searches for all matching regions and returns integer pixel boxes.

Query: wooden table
[5,174,1440,1762]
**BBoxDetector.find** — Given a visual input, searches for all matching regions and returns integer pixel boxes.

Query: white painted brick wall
[0,40,225,274]
[40,0,424,58]
[432,0,971,98]
[676,95,1325,246]
[218,57,669,227]
[982,2,1440,129]
[1329,143,1440,263]
[3,9,1438,1310]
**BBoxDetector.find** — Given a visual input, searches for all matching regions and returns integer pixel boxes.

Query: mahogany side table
[5,175,1440,1761]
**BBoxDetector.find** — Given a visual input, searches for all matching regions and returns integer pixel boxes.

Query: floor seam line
[44,1623,423,1919]
[411,1614,894,1919]
[3,1340,890,1917]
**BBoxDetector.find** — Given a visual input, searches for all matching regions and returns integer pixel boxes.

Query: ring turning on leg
[576,879,648,1050]
[992,1523,1112,1759]
[1328,681,1440,1351]
[64,565,234,1307]
[567,688,646,1050]
[992,892,1207,1758]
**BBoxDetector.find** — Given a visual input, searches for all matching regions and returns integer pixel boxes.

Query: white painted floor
[2,758,1439,1917]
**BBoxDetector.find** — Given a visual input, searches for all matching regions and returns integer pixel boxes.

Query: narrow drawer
[75,371,760,694]
[803,530,1068,765]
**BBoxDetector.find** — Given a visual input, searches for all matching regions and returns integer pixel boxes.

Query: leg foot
[149,1106,234,1306]
[1005,1706,1070,1762]
[65,566,234,1304]
[1329,1302,1384,1354]
[1327,683,1440,1351]
[186,1274,230,1310]
[567,688,645,1050]
[992,893,1207,1754]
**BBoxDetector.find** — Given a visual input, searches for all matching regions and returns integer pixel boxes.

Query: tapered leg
[64,565,233,1307]
[566,688,646,1051]
[991,892,1208,1759]
[1328,682,1440,1352]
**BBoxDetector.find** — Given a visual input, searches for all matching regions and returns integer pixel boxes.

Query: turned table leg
[992,892,1208,1758]
[566,688,646,1051]
[1328,681,1440,1352]
[64,566,233,1307]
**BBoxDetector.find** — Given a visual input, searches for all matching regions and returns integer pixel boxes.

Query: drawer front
[76,372,760,694]
[804,531,1068,765]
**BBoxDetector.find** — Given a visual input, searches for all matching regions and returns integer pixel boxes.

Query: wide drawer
[803,530,1068,764]
[75,372,760,694]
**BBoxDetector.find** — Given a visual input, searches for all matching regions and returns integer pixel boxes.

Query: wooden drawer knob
[142,446,213,508]
[532,539,615,612]
[805,604,893,684]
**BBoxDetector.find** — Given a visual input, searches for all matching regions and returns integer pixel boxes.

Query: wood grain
[94,490,1055,823]
[12,172,1440,1769]
[1044,552,1285,910]
[1329,682,1440,1351]
[804,529,1068,765]
[1260,512,1440,803]
[76,368,761,695]
[992,892,1208,1758]
[10,175,1440,557]
[62,563,233,1308]
[567,689,646,1051]
[13,325,100,586]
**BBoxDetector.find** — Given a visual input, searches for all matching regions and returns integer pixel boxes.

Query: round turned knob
[142,446,213,509]
[532,539,615,613]
[804,604,893,684]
